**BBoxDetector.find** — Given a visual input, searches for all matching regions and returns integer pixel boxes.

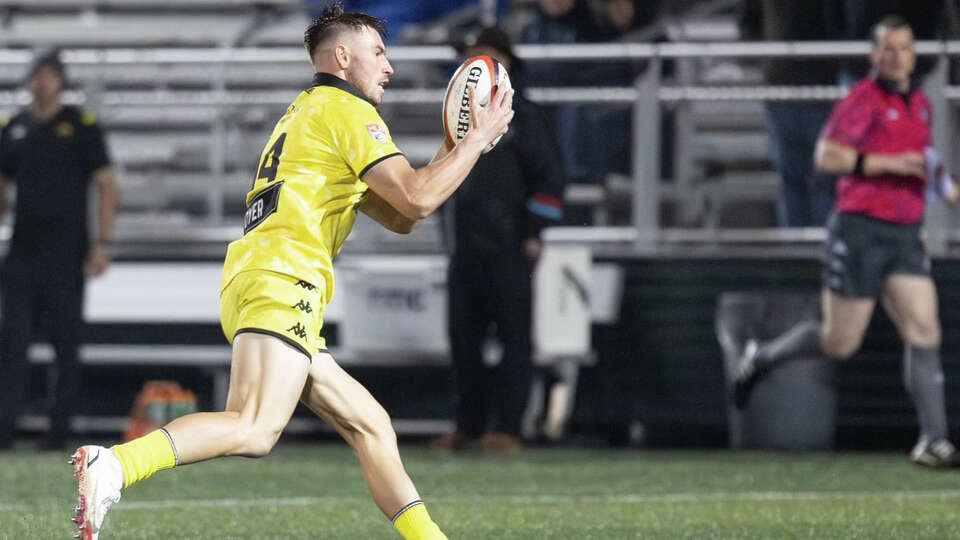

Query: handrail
[2,40,956,238]
[0,85,949,106]
[0,40,959,66]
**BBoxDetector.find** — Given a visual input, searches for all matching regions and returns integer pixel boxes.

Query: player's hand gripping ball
[442,55,511,153]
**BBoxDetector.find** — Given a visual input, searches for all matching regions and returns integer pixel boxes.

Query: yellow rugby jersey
[221,73,402,303]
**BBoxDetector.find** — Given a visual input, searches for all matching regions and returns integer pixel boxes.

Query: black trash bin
[716,292,836,450]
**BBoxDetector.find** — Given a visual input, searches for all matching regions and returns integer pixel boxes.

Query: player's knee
[904,320,941,348]
[821,333,860,360]
[234,423,283,458]
[352,406,396,447]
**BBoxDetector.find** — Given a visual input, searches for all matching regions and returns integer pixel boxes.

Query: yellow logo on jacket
[56,122,74,137]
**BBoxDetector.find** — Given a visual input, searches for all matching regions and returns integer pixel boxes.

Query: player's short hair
[304,2,388,60]
[871,15,912,45]
[28,49,67,84]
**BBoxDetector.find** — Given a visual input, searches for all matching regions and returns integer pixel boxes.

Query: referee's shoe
[910,438,960,469]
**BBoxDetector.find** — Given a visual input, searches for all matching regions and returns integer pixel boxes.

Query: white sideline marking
[5,490,960,512]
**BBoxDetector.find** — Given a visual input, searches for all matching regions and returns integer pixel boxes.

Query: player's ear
[335,43,349,70]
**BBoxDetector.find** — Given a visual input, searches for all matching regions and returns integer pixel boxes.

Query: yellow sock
[111,428,178,489]
[392,501,447,540]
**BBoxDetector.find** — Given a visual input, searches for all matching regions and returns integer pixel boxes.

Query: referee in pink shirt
[733,15,960,468]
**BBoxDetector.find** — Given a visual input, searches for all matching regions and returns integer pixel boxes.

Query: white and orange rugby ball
[442,55,511,153]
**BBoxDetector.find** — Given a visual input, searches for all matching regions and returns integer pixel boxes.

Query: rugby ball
[442,55,511,153]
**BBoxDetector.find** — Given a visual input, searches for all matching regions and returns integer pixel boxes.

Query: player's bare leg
[163,333,311,463]
[882,274,940,348]
[300,352,447,539]
[72,333,310,539]
[819,288,876,359]
[883,274,956,467]
[732,288,875,407]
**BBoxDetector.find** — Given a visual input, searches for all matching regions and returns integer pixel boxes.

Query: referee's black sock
[755,320,823,370]
[903,345,948,442]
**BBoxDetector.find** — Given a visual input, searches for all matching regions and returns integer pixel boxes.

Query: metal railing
[3,41,960,253]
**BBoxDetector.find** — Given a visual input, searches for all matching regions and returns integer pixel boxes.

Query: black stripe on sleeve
[359,152,403,179]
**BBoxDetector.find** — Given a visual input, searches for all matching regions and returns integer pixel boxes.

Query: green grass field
[2,442,960,539]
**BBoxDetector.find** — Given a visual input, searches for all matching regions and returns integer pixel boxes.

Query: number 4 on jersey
[255,133,287,184]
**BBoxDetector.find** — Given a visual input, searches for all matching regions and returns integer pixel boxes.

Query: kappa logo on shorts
[295,280,316,291]
[287,322,308,339]
[292,299,313,313]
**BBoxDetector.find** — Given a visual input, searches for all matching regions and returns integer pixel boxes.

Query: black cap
[456,26,521,73]
[28,50,67,83]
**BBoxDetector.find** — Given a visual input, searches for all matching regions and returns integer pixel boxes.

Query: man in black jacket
[436,27,565,453]
[740,0,845,227]
[0,51,117,449]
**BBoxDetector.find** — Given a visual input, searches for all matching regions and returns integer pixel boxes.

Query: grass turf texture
[2,444,959,539]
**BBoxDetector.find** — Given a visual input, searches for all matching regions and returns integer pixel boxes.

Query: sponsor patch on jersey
[243,181,283,235]
[887,108,900,121]
[56,122,74,137]
[366,124,388,143]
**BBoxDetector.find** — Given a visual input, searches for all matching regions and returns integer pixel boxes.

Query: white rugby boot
[70,445,123,539]
[732,339,763,409]
[910,438,960,469]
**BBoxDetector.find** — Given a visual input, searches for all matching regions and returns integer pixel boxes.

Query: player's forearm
[430,138,454,164]
[815,138,858,176]
[406,134,486,218]
[94,168,118,244]
[816,138,916,178]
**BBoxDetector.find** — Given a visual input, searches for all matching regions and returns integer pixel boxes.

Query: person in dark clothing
[435,27,565,453]
[598,0,660,39]
[521,0,605,186]
[741,0,845,227]
[0,51,117,449]
[521,0,602,47]
[732,18,960,468]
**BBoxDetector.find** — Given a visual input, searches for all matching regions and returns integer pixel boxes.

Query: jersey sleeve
[330,103,402,179]
[79,111,111,177]
[517,102,565,239]
[821,86,875,149]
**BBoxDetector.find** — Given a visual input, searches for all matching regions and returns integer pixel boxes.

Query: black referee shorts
[823,212,930,299]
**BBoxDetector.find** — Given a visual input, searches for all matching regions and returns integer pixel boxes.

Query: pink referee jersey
[821,77,932,224]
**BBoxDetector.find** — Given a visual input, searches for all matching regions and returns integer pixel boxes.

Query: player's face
[345,26,393,105]
[28,66,63,104]
[871,27,916,87]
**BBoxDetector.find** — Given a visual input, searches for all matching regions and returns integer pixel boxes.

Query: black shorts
[823,212,930,299]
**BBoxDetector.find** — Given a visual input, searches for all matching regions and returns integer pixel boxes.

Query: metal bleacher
[0,0,792,234]
[0,0,600,439]
[7,1,960,443]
